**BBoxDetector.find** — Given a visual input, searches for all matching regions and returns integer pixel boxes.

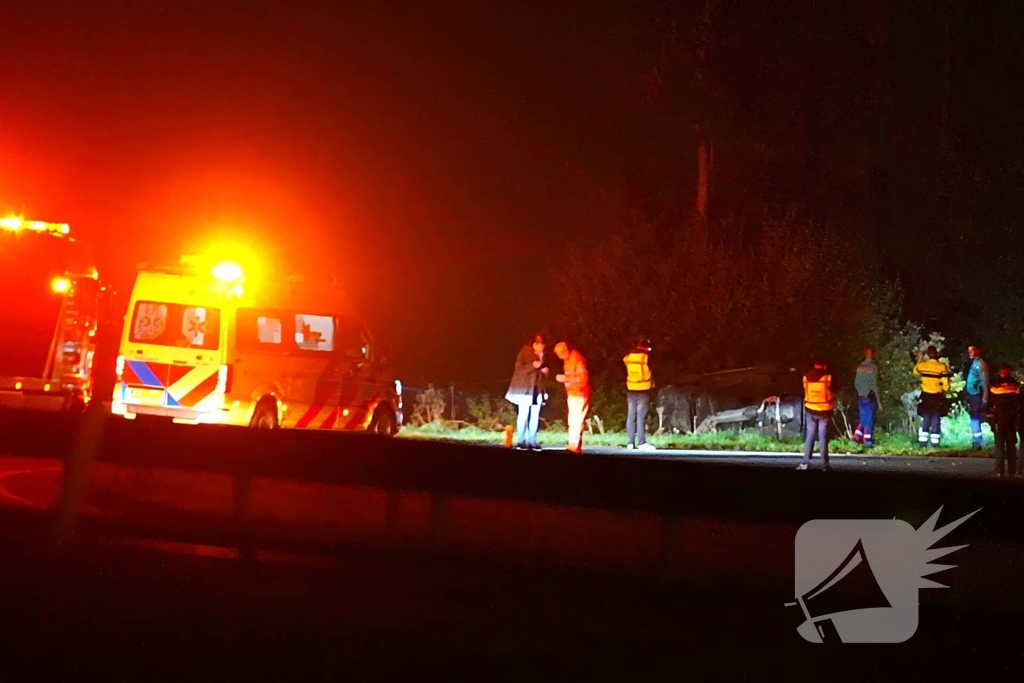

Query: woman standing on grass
[505,334,549,450]
[623,338,656,451]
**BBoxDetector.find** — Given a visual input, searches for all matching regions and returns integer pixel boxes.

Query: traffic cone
[504,424,514,448]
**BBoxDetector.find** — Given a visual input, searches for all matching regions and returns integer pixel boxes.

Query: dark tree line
[553,0,1024,390]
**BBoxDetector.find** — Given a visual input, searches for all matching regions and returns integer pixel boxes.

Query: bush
[410,384,446,426]
[941,403,991,447]
[542,418,566,433]
[558,213,889,381]
[587,384,629,434]
[465,392,516,430]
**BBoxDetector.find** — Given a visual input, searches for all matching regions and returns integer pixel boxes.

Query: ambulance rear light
[115,355,125,379]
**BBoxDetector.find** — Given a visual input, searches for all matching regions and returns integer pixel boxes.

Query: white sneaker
[626,443,635,450]
[796,464,808,471]
[637,443,656,452]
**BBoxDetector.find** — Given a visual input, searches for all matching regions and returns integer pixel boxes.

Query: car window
[237,309,289,353]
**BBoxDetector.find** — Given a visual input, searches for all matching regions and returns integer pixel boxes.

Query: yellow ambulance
[111,255,401,433]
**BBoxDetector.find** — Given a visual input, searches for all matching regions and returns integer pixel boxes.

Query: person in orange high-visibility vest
[798,359,834,471]
[623,338,655,451]
[989,364,1019,477]
[555,341,590,453]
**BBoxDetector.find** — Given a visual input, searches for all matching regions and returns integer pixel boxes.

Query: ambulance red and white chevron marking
[120,359,222,410]
[288,365,387,430]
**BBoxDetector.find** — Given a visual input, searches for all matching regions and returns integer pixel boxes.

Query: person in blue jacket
[965,344,990,450]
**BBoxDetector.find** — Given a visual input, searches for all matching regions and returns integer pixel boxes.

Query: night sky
[2,1,1022,384]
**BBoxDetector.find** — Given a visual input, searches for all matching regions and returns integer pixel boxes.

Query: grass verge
[398,423,992,458]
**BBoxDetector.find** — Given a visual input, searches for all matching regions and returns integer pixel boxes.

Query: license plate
[129,388,165,404]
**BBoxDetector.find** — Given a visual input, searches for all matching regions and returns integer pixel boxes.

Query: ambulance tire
[250,399,279,429]
[369,406,397,436]
[63,391,87,413]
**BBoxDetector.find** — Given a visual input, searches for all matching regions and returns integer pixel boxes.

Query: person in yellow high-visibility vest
[798,359,834,471]
[913,346,951,448]
[623,338,655,451]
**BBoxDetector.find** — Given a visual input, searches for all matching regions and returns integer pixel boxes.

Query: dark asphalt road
[0,449,1005,514]
[0,433,1019,679]
[588,447,998,478]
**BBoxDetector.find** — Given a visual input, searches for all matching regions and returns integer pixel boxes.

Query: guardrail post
[52,406,105,550]
[234,472,254,562]
[429,494,447,553]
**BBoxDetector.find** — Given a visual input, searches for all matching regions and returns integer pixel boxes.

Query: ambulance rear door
[121,276,225,410]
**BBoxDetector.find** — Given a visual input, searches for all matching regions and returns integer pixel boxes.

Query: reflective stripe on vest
[915,359,951,395]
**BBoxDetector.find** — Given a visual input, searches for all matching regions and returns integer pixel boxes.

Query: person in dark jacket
[1018,380,1024,476]
[505,334,549,450]
[989,364,1019,477]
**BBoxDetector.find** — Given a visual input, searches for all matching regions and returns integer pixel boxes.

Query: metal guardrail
[0,408,1019,570]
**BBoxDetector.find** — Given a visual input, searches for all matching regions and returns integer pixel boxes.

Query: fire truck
[0,216,104,411]
[111,254,402,433]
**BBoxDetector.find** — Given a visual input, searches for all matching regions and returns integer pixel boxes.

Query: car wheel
[250,400,278,429]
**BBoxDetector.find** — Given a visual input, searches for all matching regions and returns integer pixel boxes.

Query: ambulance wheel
[64,391,87,413]
[369,406,397,436]
[250,399,278,429]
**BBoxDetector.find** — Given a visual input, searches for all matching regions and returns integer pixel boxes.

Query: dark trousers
[918,409,942,446]
[1019,428,1024,475]
[802,412,830,467]
[995,424,1017,476]
[626,390,650,446]
[967,393,985,446]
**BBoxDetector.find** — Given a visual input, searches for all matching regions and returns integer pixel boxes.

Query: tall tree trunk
[692,0,717,253]
[695,135,710,251]
[937,0,951,160]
